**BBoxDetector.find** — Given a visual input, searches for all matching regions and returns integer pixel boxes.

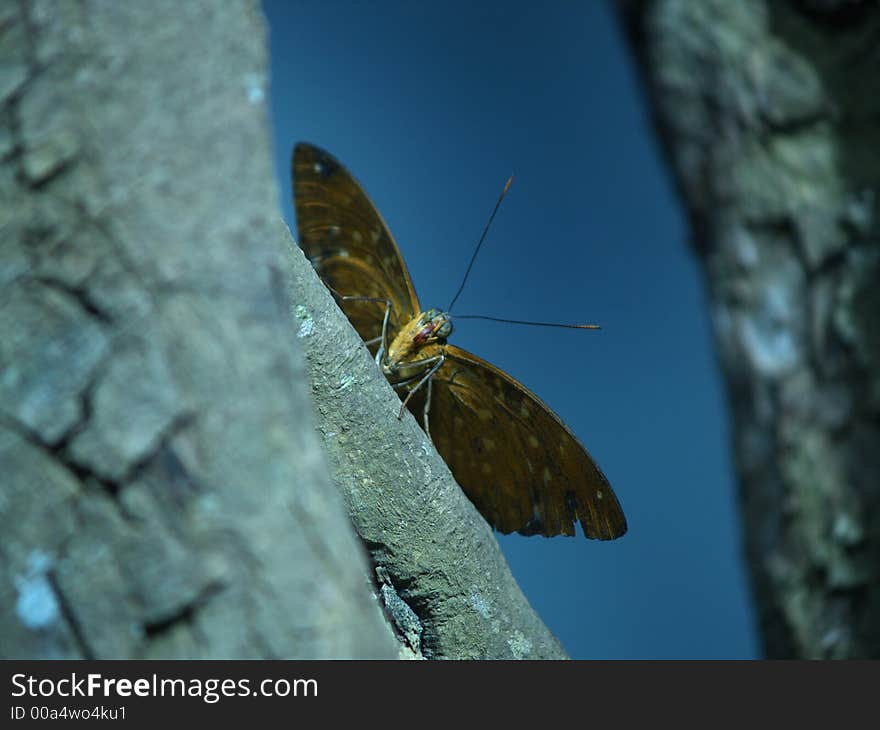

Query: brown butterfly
[292,142,626,539]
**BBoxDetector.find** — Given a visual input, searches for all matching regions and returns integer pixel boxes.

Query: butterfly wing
[292,143,420,351]
[409,345,627,539]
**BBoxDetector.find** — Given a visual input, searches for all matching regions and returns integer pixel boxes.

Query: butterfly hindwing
[408,345,627,539]
[293,143,420,350]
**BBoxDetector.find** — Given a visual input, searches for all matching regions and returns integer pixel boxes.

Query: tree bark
[0,0,396,659]
[620,0,880,658]
[1,0,564,660]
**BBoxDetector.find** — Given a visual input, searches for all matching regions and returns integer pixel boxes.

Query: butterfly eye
[422,309,452,339]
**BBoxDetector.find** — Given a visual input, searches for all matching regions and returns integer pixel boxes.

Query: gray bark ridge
[288,238,568,659]
[622,0,880,657]
[1,0,397,659]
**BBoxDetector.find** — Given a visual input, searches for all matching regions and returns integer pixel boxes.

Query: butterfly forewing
[293,143,420,350]
[407,346,626,539]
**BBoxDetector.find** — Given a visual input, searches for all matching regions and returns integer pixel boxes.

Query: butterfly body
[293,142,627,540]
[384,308,451,381]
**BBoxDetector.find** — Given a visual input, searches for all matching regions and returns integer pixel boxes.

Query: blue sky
[263,0,759,659]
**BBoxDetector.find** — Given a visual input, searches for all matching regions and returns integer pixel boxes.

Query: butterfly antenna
[447,175,514,312]
[453,315,600,330]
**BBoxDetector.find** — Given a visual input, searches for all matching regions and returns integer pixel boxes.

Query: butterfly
[292,142,626,539]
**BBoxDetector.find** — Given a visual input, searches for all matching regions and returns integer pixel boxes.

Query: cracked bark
[1,0,396,659]
[1,0,564,660]
[620,0,880,657]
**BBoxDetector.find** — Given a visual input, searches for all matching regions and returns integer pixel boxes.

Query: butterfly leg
[374,298,393,368]
[423,376,433,438]
[397,353,445,420]
[333,292,394,367]
[389,354,442,388]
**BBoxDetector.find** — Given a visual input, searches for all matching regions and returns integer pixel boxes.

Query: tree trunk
[0,0,396,659]
[620,0,880,658]
[1,0,563,660]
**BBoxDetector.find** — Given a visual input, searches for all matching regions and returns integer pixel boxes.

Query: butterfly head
[387,309,452,370]
[414,309,453,345]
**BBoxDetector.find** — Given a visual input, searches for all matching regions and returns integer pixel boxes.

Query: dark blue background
[263,0,758,658]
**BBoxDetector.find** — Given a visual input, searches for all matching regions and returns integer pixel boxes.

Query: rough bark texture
[621,0,880,657]
[288,242,567,659]
[0,0,398,659]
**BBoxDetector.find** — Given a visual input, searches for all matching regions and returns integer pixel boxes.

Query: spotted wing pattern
[407,345,627,539]
[293,143,420,352]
